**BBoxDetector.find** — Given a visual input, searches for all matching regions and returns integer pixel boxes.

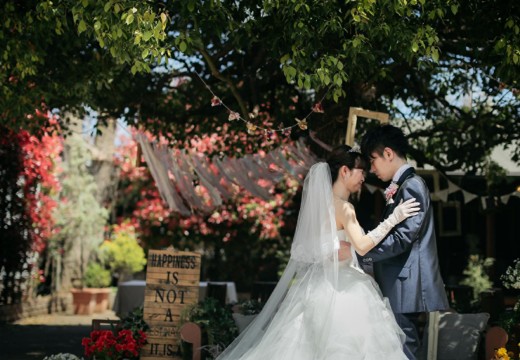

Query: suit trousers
[395,312,423,360]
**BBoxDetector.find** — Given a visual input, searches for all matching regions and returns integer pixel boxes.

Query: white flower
[501,258,520,289]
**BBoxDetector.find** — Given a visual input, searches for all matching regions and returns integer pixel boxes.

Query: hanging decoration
[196,72,329,136]
[136,133,318,215]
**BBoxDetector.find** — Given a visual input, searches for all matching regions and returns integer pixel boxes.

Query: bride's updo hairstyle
[326,145,369,183]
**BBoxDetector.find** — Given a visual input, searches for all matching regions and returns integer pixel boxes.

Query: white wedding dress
[216,163,406,360]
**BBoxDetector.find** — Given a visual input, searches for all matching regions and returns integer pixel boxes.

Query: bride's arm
[339,204,376,256]
[339,200,420,256]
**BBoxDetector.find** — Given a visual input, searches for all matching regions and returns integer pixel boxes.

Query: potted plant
[71,262,112,315]
[232,299,264,333]
[459,254,495,312]
[180,297,238,359]
[82,328,147,360]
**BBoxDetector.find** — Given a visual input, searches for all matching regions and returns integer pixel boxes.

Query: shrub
[83,263,111,288]
[100,226,146,281]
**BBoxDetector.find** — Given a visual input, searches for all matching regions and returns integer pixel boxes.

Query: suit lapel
[382,167,416,218]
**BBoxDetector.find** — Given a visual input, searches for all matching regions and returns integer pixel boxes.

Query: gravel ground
[0,310,119,360]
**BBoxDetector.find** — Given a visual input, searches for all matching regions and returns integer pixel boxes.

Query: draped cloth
[135,134,318,215]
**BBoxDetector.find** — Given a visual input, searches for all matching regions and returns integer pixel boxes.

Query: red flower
[312,102,324,113]
[82,329,147,359]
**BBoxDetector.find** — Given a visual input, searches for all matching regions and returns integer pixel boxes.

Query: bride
[216,145,420,360]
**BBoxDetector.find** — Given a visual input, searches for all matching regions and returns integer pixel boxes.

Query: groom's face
[369,149,393,182]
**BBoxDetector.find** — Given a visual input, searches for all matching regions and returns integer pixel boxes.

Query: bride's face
[346,167,366,193]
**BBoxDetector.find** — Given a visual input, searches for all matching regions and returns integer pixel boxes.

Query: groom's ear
[383,147,394,160]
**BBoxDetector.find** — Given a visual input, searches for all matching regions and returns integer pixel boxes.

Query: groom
[359,124,449,359]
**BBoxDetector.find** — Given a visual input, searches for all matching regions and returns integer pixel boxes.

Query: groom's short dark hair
[361,124,409,159]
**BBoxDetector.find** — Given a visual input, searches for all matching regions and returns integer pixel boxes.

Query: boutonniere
[384,182,399,204]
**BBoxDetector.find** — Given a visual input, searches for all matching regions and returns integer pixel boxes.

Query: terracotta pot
[94,288,111,313]
[70,288,97,315]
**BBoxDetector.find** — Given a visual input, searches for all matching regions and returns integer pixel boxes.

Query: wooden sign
[141,248,201,359]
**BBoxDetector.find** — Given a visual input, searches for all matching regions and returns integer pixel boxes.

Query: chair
[207,283,227,306]
[91,319,122,334]
[251,281,277,303]
[420,311,490,360]
[180,322,202,360]
[485,326,508,360]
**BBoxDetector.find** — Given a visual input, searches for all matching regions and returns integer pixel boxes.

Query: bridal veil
[216,162,341,359]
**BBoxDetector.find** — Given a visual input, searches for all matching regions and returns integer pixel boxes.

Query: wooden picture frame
[345,107,390,146]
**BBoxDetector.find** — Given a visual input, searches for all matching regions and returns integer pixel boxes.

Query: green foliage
[2,0,520,179]
[99,226,146,277]
[83,262,111,288]
[460,254,495,306]
[50,134,108,289]
[181,297,238,356]
[498,301,520,333]
[236,299,264,315]
[120,306,150,334]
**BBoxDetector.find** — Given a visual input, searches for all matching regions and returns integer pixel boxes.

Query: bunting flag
[435,189,450,203]
[462,190,478,204]
[364,184,378,194]
[501,194,511,205]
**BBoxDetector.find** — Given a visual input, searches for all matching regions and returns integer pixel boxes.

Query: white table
[113,280,238,317]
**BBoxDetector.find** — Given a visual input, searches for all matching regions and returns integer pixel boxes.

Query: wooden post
[427,311,440,360]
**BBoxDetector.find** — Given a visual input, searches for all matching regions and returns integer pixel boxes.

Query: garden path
[0,310,119,360]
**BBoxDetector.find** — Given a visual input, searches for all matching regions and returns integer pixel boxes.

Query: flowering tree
[113,124,301,288]
[0,112,62,304]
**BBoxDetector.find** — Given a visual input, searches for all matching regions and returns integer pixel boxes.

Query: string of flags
[196,72,329,136]
[364,173,520,209]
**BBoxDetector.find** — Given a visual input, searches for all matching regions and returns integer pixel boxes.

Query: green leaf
[304,77,311,89]
[126,14,134,25]
[431,47,439,62]
[78,20,87,34]
[143,31,152,41]
[188,1,195,12]
[142,49,149,59]
[412,41,419,53]
[179,41,187,52]
[451,5,458,15]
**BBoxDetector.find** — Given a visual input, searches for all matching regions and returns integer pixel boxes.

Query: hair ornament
[348,144,361,154]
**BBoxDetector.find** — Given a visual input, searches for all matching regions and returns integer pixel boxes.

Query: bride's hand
[338,242,352,261]
[392,198,420,222]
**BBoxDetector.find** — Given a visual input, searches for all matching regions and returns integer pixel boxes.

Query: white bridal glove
[367,198,420,245]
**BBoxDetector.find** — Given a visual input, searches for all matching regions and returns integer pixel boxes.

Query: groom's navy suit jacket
[361,168,449,314]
